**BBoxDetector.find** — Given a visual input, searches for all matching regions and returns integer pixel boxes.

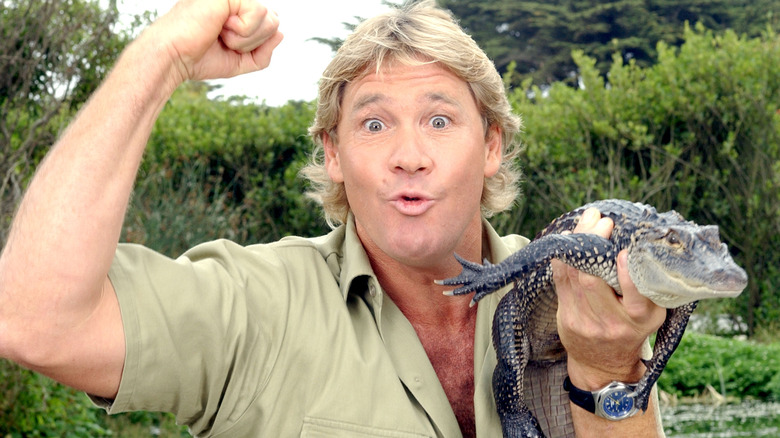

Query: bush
[123,160,254,257]
[126,83,330,255]
[0,360,110,437]
[657,332,780,401]
[0,359,189,437]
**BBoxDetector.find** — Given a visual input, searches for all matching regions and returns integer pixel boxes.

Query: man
[0,0,666,436]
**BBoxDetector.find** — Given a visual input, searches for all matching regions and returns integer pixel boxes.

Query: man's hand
[146,0,284,87]
[553,208,667,388]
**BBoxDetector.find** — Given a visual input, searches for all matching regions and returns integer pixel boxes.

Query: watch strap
[563,376,597,413]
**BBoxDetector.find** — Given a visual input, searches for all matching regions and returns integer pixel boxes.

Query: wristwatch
[563,376,639,421]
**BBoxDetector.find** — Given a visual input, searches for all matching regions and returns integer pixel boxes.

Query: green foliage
[441,0,780,86]
[0,0,127,109]
[0,360,110,437]
[495,25,780,335]
[658,332,780,401]
[122,82,330,255]
[0,358,187,437]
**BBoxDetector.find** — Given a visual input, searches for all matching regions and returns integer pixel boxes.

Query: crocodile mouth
[634,258,746,308]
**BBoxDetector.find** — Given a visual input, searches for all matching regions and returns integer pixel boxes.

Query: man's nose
[390,126,433,175]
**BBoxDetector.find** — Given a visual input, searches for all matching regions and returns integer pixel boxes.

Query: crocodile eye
[665,231,681,246]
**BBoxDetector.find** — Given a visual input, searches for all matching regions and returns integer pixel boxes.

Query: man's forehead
[343,63,472,110]
[350,91,461,113]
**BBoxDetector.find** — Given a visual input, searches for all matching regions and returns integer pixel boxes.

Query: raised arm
[553,209,668,436]
[0,0,282,399]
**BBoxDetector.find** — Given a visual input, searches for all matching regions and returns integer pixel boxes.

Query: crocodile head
[627,223,748,308]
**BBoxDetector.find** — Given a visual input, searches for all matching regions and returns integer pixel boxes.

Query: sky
[116,0,393,105]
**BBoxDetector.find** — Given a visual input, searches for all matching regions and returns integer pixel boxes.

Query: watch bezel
[593,381,639,421]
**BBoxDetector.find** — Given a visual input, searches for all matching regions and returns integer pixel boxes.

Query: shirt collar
[326,213,524,302]
[335,213,378,301]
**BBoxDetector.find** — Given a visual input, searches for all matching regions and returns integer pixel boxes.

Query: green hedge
[0,359,187,437]
[657,332,780,401]
[0,360,110,437]
[122,84,330,256]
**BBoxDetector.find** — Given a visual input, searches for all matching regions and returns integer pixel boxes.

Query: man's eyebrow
[351,94,388,114]
[422,92,460,107]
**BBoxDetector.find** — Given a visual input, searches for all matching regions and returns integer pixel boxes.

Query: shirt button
[368,283,377,297]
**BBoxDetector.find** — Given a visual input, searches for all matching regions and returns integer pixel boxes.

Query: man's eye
[364,119,385,132]
[430,116,450,129]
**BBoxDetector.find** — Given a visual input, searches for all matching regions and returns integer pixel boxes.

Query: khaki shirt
[98,216,530,437]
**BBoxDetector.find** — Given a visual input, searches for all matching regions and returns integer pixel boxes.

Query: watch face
[597,383,638,420]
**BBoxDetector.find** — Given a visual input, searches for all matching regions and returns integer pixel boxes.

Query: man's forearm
[0,30,179,359]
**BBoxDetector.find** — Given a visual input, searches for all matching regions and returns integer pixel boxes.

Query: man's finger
[221,5,280,53]
[572,207,613,239]
[249,30,284,71]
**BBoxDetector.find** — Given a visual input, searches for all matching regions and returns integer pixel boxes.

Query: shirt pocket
[301,417,433,438]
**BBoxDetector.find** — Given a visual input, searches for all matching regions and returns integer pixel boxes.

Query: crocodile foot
[500,411,545,438]
[631,378,655,413]
[436,253,501,306]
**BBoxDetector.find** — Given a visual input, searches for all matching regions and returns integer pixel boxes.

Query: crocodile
[438,199,748,437]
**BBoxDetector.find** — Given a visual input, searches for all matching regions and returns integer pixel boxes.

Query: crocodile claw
[436,254,501,305]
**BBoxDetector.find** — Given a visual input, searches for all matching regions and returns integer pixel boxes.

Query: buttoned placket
[365,276,464,438]
[336,215,517,437]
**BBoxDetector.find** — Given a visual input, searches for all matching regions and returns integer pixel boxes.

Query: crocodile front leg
[439,233,617,306]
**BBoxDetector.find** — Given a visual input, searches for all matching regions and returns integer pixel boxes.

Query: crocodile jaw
[628,250,748,308]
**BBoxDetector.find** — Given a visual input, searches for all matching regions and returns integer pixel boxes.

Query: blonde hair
[302,0,523,227]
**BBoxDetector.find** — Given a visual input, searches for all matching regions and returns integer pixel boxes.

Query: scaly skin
[439,199,748,437]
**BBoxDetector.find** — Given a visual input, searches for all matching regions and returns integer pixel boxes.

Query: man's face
[323,61,502,269]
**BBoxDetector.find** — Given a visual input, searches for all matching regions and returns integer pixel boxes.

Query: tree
[0,0,133,246]
[439,0,780,86]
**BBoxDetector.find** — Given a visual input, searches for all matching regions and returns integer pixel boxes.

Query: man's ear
[484,124,502,178]
[322,132,344,183]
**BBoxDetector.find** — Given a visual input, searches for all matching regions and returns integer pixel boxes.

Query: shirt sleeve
[100,240,293,435]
